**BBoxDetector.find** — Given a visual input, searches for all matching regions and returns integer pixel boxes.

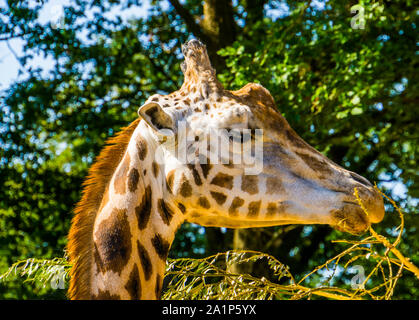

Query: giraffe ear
[138,102,175,136]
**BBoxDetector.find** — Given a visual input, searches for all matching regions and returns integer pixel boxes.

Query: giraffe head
[137,39,384,235]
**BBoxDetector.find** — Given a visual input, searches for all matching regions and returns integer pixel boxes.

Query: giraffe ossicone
[67,39,385,300]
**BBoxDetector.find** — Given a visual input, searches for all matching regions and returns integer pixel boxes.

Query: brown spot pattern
[277,202,289,214]
[137,136,148,160]
[229,197,244,216]
[267,202,278,216]
[198,196,211,209]
[177,203,186,214]
[151,233,170,261]
[188,164,202,186]
[137,240,152,281]
[94,208,132,275]
[166,170,175,194]
[266,177,284,194]
[248,200,261,217]
[128,168,140,192]
[179,173,192,197]
[152,161,160,177]
[157,199,175,226]
[211,173,234,190]
[135,186,152,230]
[92,289,121,300]
[199,159,212,179]
[155,274,162,299]
[241,175,259,195]
[125,264,141,300]
[210,191,227,205]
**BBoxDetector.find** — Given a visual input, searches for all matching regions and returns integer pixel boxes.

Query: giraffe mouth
[330,203,371,235]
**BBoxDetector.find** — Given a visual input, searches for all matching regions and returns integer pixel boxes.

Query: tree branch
[143,53,178,91]
[0,34,24,41]
[6,40,28,73]
[168,0,212,45]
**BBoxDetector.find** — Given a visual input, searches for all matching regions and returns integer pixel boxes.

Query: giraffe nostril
[350,172,372,187]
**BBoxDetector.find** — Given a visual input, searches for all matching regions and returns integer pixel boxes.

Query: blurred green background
[0,0,417,299]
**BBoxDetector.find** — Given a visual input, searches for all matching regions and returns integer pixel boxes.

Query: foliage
[0,0,417,298]
[2,191,417,300]
[0,256,71,290]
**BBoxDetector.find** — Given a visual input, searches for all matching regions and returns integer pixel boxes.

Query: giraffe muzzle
[354,185,385,224]
[331,185,385,234]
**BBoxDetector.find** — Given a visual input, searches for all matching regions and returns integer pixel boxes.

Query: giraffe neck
[69,120,184,299]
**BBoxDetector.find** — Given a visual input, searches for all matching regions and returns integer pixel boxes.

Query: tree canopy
[0,0,417,299]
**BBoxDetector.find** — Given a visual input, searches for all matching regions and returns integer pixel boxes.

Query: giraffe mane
[67,118,141,299]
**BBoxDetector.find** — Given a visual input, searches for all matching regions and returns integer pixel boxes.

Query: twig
[354,187,419,280]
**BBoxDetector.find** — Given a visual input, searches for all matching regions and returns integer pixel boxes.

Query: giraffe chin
[330,205,371,235]
[329,185,385,235]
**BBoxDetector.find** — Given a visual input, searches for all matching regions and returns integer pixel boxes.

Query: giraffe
[67,39,385,300]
